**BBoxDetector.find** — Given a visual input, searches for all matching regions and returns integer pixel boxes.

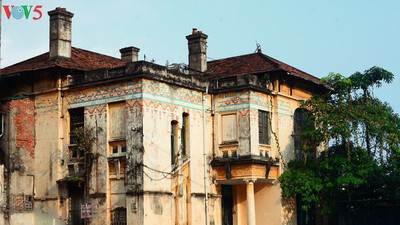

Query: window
[111,207,127,225]
[109,158,126,179]
[69,147,84,160]
[259,110,270,145]
[109,102,126,140]
[109,141,127,157]
[171,121,178,164]
[69,107,84,144]
[293,108,310,161]
[108,141,126,179]
[181,113,189,157]
[221,185,233,225]
[221,113,237,142]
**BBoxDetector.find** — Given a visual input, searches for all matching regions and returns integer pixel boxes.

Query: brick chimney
[186,28,208,73]
[48,8,74,59]
[119,46,140,62]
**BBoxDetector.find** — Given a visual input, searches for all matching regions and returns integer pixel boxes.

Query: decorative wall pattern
[277,99,291,117]
[65,79,203,112]
[215,91,250,113]
[127,100,143,114]
[86,105,107,119]
[67,82,142,105]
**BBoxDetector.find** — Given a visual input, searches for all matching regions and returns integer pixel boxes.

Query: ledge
[211,155,279,167]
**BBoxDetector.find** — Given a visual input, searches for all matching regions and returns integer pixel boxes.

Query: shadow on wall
[281,132,296,225]
[282,196,296,225]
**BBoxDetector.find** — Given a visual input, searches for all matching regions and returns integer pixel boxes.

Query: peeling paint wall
[11,98,35,159]
[140,79,216,225]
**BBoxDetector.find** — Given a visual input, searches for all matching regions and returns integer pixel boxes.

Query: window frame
[108,101,127,141]
[109,141,127,157]
[220,112,238,144]
[258,110,271,145]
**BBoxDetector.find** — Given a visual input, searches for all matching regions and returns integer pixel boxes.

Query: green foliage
[280,161,322,211]
[279,66,400,215]
[70,126,97,155]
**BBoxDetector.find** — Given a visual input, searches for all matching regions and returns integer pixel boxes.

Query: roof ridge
[262,54,320,80]
[1,47,126,76]
[72,47,124,62]
[207,52,260,63]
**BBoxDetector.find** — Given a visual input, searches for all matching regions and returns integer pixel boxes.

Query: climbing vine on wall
[70,126,102,200]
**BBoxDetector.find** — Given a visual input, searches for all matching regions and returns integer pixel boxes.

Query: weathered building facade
[0,7,326,225]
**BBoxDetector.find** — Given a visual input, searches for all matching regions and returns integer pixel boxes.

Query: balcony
[211,155,280,185]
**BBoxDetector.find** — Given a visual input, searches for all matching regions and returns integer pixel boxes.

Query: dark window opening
[259,110,270,145]
[113,146,118,154]
[69,107,84,144]
[221,185,233,225]
[181,113,189,157]
[297,195,316,225]
[109,142,127,157]
[0,113,4,137]
[0,148,4,165]
[72,149,78,158]
[171,120,178,165]
[111,207,127,225]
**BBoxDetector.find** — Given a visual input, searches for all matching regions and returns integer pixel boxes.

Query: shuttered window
[221,114,237,142]
[259,110,270,145]
[171,121,178,164]
[109,102,126,140]
[181,113,189,157]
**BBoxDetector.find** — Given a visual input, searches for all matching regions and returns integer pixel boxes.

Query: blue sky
[2,0,400,112]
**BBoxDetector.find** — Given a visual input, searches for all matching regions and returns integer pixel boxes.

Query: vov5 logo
[3,5,43,20]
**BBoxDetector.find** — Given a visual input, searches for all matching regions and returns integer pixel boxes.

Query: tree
[279,67,400,222]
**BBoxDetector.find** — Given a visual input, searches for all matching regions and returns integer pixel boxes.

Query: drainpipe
[202,85,209,225]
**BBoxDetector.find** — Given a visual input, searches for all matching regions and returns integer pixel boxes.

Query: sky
[1,0,400,113]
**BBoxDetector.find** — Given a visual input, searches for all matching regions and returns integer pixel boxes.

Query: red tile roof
[207,52,322,85]
[1,47,126,76]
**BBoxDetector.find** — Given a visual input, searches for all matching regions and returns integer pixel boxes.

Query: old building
[0,7,326,225]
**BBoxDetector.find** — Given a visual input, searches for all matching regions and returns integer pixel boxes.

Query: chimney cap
[186,28,208,40]
[119,46,140,53]
[48,7,74,17]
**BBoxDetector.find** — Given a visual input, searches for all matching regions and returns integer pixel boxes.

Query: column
[244,178,257,225]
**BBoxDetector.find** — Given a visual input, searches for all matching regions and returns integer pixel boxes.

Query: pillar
[244,178,257,225]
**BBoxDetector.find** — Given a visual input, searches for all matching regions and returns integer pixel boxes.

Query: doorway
[221,185,233,225]
[69,183,84,225]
